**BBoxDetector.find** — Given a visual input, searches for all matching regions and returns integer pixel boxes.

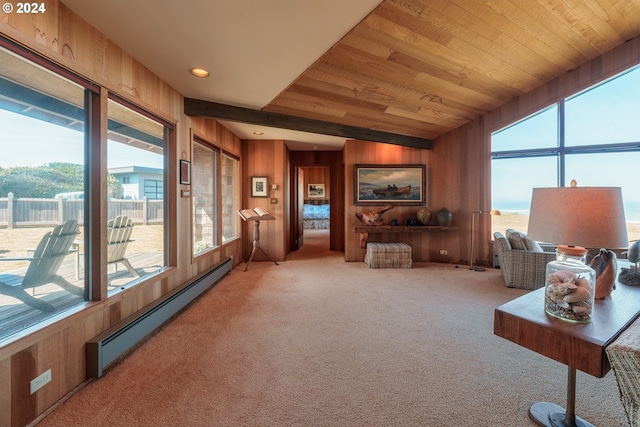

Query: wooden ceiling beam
[184,98,433,150]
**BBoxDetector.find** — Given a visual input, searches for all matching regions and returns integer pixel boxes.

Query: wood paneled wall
[0,3,242,426]
[241,140,289,261]
[344,140,469,262]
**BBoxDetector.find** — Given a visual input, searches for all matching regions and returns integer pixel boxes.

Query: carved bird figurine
[589,248,618,299]
[627,240,640,269]
[355,204,394,226]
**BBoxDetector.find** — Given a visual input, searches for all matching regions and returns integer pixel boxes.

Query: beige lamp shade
[527,187,628,249]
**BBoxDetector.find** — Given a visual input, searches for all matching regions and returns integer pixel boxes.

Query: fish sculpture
[355,204,394,226]
[589,248,618,299]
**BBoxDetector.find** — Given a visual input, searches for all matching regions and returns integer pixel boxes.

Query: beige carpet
[37,230,628,426]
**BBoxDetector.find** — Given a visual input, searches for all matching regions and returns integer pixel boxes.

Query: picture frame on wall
[179,160,191,185]
[251,176,268,197]
[354,164,426,205]
[308,183,325,198]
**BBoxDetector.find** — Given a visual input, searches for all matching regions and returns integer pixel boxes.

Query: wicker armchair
[494,230,556,290]
[606,318,640,427]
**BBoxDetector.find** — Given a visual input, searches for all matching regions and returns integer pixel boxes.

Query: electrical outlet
[270,198,278,204]
[440,249,448,255]
[30,369,51,394]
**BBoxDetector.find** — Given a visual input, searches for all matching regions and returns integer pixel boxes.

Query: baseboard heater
[86,257,232,378]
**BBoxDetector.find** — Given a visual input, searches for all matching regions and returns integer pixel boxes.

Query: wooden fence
[0,193,163,228]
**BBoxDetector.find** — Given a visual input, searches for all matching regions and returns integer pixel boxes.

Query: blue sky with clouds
[491,65,640,220]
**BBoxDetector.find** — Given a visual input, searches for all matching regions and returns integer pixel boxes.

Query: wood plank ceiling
[262,0,640,142]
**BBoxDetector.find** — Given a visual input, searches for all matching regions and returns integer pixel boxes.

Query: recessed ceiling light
[189,68,209,78]
[253,131,264,136]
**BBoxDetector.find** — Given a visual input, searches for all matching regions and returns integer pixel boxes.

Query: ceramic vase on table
[416,207,431,225]
[437,207,452,227]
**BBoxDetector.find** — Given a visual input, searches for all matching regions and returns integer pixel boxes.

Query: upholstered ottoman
[364,243,412,268]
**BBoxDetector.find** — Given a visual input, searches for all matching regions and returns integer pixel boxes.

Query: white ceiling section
[61,0,382,149]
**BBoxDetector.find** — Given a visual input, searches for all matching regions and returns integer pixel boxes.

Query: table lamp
[527,186,628,252]
[528,185,627,288]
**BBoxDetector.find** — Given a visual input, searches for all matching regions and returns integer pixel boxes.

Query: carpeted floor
[37,230,628,426]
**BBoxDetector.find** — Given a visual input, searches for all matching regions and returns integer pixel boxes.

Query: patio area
[0,251,164,342]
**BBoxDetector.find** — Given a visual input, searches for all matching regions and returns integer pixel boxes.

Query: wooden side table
[494,284,640,426]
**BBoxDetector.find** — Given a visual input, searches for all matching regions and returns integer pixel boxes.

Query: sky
[491,65,640,220]
[0,109,162,169]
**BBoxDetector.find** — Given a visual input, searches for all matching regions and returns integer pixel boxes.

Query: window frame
[491,64,640,241]
[0,35,180,342]
[191,134,220,258]
[220,150,240,244]
[0,37,97,334]
[105,93,174,296]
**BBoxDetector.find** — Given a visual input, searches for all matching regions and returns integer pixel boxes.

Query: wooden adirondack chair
[0,220,82,312]
[107,215,138,278]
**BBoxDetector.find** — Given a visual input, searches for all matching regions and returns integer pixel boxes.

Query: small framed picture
[180,160,191,185]
[251,176,268,197]
[308,183,325,198]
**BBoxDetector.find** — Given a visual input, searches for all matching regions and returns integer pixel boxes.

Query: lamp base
[529,402,593,427]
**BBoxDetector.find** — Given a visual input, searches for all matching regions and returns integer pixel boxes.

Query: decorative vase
[416,207,431,225]
[437,207,452,227]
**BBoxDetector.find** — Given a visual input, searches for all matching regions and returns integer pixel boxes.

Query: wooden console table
[494,283,640,426]
[353,225,459,248]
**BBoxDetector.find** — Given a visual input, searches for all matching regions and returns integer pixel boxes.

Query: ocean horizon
[493,200,640,222]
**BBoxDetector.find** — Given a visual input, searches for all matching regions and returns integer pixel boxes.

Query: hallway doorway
[289,151,344,254]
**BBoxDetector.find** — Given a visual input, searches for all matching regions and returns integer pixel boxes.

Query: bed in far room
[303,199,330,229]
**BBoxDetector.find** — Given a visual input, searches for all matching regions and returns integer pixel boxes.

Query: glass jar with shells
[544,245,596,323]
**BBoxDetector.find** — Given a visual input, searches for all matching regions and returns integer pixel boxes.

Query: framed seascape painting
[354,164,426,205]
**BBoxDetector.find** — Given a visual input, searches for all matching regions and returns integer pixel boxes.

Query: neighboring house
[108,166,164,200]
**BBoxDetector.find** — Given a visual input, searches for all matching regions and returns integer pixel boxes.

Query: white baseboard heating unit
[86,257,232,378]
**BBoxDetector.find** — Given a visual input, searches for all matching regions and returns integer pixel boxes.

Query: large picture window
[221,153,239,243]
[0,43,92,340]
[492,65,640,243]
[192,137,218,256]
[107,97,167,294]
[0,39,176,342]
